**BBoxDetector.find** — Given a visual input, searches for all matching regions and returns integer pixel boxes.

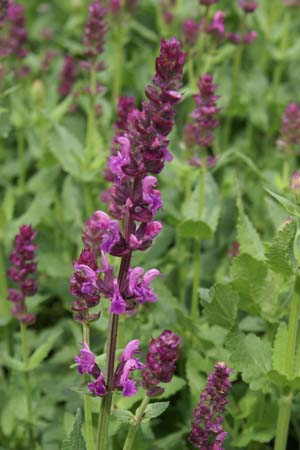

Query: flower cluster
[184,73,220,153]
[238,0,258,13]
[58,56,77,97]
[142,330,181,396]
[0,1,28,59]
[75,340,144,397]
[182,19,199,47]
[188,362,232,450]
[7,225,38,325]
[83,1,107,63]
[277,102,300,154]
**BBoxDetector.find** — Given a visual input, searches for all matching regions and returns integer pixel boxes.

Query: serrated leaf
[202,283,239,329]
[226,331,272,391]
[111,409,135,424]
[142,402,169,423]
[28,330,61,370]
[272,323,288,377]
[266,220,296,276]
[237,197,265,260]
[265,188,300,217]
[61,409,86,450]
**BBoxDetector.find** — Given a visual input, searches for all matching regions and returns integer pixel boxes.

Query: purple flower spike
[7,225,38,325]
[277,102,300,154]
[182,19,199,47]
[238,0,258,13]
[188,362,232,449]
[83,210,121,255]
[142,330,181,396]
[88,372,107,396]
[74,342,96,375]
[83,1,107,60]
[207,11,225,40]
[58,56,77,97]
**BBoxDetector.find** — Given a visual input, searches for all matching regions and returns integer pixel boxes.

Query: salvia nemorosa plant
[188,362,232,450]
[7,225,38,325]
[70,36,186,450]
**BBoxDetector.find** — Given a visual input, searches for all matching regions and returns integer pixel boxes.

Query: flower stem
[191,157,206,318]
[0,243,10,323]
[96,208,134,450]
[17,128,25,192]
[83,323,95,450]
[123,395,150,450]
[86,63,97,161]
[274,283,300,450]
[20,322,34,443]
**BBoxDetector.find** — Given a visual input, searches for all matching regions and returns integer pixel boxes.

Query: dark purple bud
[83,1,107,60]
[58,56,77,97]
[238,0,258,12]
[277,102,300,153]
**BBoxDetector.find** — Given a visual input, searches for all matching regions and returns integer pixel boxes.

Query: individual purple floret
[58,55,77,97]
[82,210,121,254]
[182,19,199,47]
[83,1,107,61]
[238,0,258,12]
[188,362,232,450]
[206,11,225,40]
[142,330,181,397]
[277,102,300,154]
[7,225,38,325]
[75,340,143,397]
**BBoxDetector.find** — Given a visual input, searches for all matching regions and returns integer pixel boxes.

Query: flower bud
[31,80,45,103]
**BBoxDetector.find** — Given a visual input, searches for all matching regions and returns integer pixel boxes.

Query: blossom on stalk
[83,1,107,62]
[182,19,199,47]
[74,340,143,397]
[277,102,300,154]
[188,362,232,449]
[7,225,38,325]
[142,330,181,396]
[238,0,258,12]
[206,11,225,40]
[58,55,77,96]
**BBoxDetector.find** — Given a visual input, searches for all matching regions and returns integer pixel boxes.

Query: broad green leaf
[226,331,272,391]
[178,219,212,240]
[111,409,135,424]
[265,188,300,217]
[272,323,288,377]
[142,402,169,423]
[48,124,84,179]
[266,219,296,276]
[202,283,238,329]
[28,330,61,370]
[181,172,220,238]
[237,197,265,260]
[2,354,25,371]
[61,409,86,450]
[159,376,186,399]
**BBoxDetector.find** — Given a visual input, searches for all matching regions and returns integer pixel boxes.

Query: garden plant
[1,0,300,449]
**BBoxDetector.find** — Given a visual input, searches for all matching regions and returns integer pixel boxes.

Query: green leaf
[111,409,135,425]
[48,124,84,179]
[237,197,265,260]
[202,283,239,329]
[226,331,272,391]
[142,402,169,423]
[2,354,25,371]
[265,188,300,217]
[272,323,288,377]
[159,376,186,399]
[266,219,296,276]
[28,330,62,370]
[61,409,86,450]
[178,219,212,239]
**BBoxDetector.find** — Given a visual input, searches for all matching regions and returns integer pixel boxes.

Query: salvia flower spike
[188,362,232,449]
[142,330,181,397]
[7,225,38,325]
[277,102,300,154]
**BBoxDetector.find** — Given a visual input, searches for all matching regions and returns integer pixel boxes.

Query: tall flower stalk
[7,225,38,443]
[70,37,186,450]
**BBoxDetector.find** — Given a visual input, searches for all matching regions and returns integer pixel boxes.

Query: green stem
[282,158,290,190]
[274,393,292,450]
[191,157,206,318]
[20,322,34,442]
[271,10,291,104]
[0,243,10,322]
[83,323,95,450]
[123,396,150,450]
[112,23,124,106]
[86,63,97,161]
[17,128,25,192]
[188,54,196,91]
[286,291,300,378]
